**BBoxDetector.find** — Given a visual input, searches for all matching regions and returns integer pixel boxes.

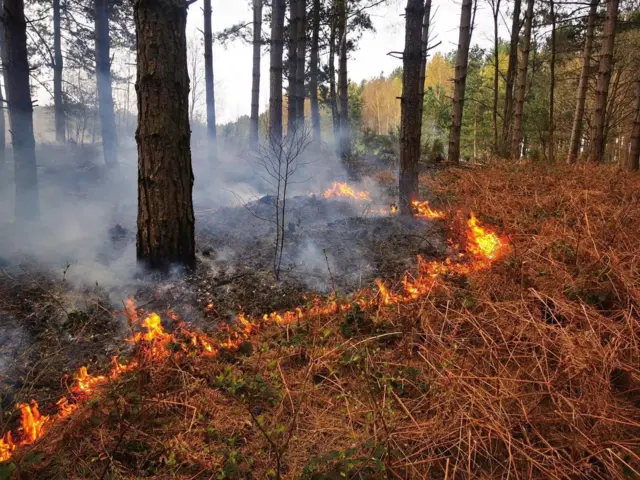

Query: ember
[322,182,371,201]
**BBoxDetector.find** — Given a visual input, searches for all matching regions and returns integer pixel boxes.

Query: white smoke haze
[0,111,397,310]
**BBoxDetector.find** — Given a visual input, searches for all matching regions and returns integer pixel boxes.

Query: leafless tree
[187,36,205,124]
[253,123,312,280]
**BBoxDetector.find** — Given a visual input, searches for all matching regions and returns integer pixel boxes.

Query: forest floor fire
[0,162,639,479]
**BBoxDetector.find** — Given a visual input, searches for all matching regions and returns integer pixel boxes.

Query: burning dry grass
[3,162,640,479]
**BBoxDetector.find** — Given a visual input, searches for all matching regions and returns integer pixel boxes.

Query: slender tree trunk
[0,0,5,175]
[0,0,9,107]
[548,0,556,161]
[133,0,195,270]
[309,0,321,142]
[0,0,9,158]
[203,0,217,161]
[501,0,521,156]
[287,0,298,134]
[53,0,65,143]
[418,0,432,124]
[399,0,425,215]
[567,0,599,163]
[4,0,38,220]
[626,78,640,171]
[511,0,534,159]
[491,0,500,152]
[589,0,618,163]
[295,0,306,124]
[447,0,473,163]
[328,3,339,140]
[250,0,262,149]
[0,65,4,175]
[269,0,286,142]
[337,0,350,162]
[95,0,118,167]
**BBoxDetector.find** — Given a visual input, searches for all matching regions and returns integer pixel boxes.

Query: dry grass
[6,161,640,479]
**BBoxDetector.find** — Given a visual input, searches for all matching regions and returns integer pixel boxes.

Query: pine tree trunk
[0,0,9,107]
[287,0,298,134]
[548,0,555,161]
[328,3,339,140]
[134,0,195,270]
[269,0,285,143]
[501,0,521,156]
[589,0,618,163]
[447,0,473,163]
[511,0,534,159]
[309,0,321,142]
[567,0,599,163]
[0,65,4,175]
[250,0,262,149]
[95,0,118,167]
[0,0,5,175]
[626,78,640,171]
[53,0,65,143]
[399,0,425,215]
[337,0,350,161]
[295,0,306,125]
[203,0,217,161]
[492,0,500,152]
[418,0,431,123]
[4,0,38,220]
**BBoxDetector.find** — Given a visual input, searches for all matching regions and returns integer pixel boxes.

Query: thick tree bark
[447,0,473,163]
[53,0,65,143]
[203,0,217,161]
[287,0,298,134]
[269,0,285,142]
[418,0,432,123]
[511,0,534,159]
[589,0,618,163]
[95,0,118,167]
[328,3,339,140]
[337,0,350,161]
[491,0,500,152]
[567,0,599,164]
[501,0,521,156]
[309,0,321,142]
[399,0,425,215]
[626,78,640,171]
[250,0,262,149]
[133,0,195,270]
[295,0,306,124]
[4,0,38,220]
[548,0,556,161]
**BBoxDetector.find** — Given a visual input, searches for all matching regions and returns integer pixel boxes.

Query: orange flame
[412,200,445,219]
[467,213,505,262]
[18,402,47,444]
[0,433,15,463]
[322,182,371,201]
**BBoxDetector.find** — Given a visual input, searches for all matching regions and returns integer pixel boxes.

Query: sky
[186,0,511,124]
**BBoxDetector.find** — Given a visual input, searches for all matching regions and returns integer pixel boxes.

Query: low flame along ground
[0,190,509,464]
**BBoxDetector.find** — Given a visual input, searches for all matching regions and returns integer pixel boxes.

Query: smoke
[0,109,390,310]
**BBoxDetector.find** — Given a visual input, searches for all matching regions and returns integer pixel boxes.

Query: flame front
[0,211,509,464]
[322,182,371,201]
